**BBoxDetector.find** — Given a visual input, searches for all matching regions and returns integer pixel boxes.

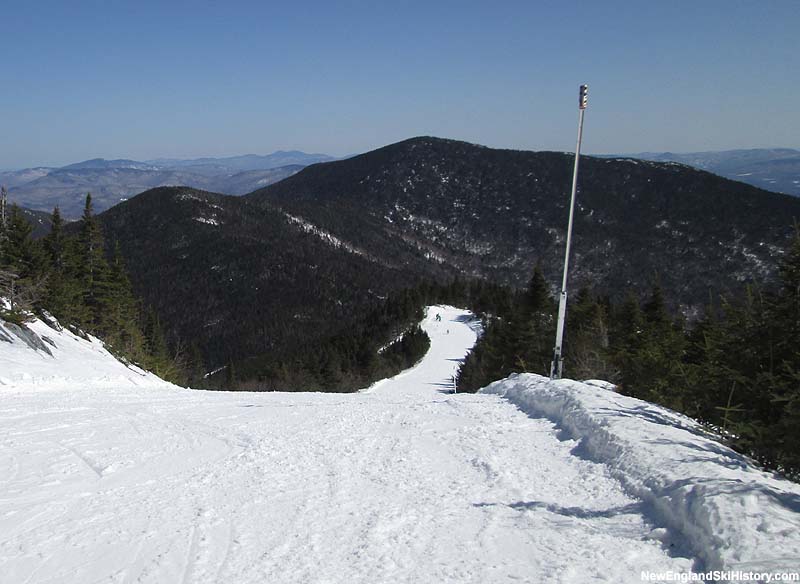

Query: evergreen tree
[681,301,733,421]
[609,291,646,392]
[748,233,800,473]
[457,267,555,390]
[42,207,85,323]
[101,242,146,359]
[612,283,687,409]
[565,288,615,381]
[143,307,181,382]
[2,204,47,278]
[76,193,112,329]
[505,265,555,375]
[0,205,48,314]
[44,207,65,270]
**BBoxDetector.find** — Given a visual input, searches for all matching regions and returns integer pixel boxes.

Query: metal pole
[550,84,588,380]
[1,186,7,230]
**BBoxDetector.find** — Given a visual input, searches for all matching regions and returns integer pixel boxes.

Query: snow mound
[0,315,176,392]
[481,374,800,573]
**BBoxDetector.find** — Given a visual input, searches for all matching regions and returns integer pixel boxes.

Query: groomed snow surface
[1,306,799,583]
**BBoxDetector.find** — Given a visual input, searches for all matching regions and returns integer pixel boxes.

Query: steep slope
[0,311,172,390]
[94,186,450,369]
[249,137,800,307]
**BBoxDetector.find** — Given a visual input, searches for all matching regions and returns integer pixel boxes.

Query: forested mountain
[16,206,53,239]
[250,137,800,309]
[91,186,454,379]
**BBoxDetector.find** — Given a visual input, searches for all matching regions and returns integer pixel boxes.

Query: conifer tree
[2,205,41,275]
[457,266,555,390]
[76,193,112,329]
[142,307,182,382]
[613,283,687,408]
[101,242,147,359]
[504,265,555,375]
[0,205,48,314]
[609,291,646,392]
[751,233,800,473]
[42,207,85,323]
[565,288,615,381]
[44,207,65,270]
[681,301,732,421]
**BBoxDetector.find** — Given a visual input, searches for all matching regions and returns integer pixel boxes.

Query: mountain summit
[250,136,800,304]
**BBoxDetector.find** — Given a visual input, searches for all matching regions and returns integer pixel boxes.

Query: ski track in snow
[0,306,692,583]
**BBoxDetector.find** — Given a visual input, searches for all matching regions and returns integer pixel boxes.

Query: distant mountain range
[0,151,338,218]
[3,148,797,222]
[605,148,800,197]
[146,151,336,171]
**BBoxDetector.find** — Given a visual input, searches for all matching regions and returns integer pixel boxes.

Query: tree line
[0,195,182,382]
[211,289,433,392]
[454,238,800,480]
[209,278,517,393]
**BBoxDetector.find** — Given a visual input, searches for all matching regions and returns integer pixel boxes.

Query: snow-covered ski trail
[0,306,690,583]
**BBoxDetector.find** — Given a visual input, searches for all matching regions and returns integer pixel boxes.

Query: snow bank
[0,315,175,391]
[481,374,800,573]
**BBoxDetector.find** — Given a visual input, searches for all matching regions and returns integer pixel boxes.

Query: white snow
[194,216,221,226]
[0,316,174,391]
[1,307,798,582]
[284,212,367,257]
[482,375,800,575]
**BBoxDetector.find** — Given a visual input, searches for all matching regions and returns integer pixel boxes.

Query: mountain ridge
[1,150,338,217]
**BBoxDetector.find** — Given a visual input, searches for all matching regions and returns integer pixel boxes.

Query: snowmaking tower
[550,84,588,380]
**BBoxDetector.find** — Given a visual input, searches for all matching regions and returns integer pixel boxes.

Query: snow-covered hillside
[1,307,799,583]
[0,314,174,391]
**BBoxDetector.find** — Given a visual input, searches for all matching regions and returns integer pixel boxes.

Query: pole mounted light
[550,84,588,380]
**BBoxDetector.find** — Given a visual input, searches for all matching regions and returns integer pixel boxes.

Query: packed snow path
[1,306,691,583]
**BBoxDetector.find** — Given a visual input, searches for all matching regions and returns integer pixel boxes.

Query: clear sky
[1,0,797,168]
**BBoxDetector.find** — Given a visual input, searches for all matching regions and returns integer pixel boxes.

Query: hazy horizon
[4,141,800,174]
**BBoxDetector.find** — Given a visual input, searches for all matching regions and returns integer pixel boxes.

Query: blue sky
[1,0,797,168]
